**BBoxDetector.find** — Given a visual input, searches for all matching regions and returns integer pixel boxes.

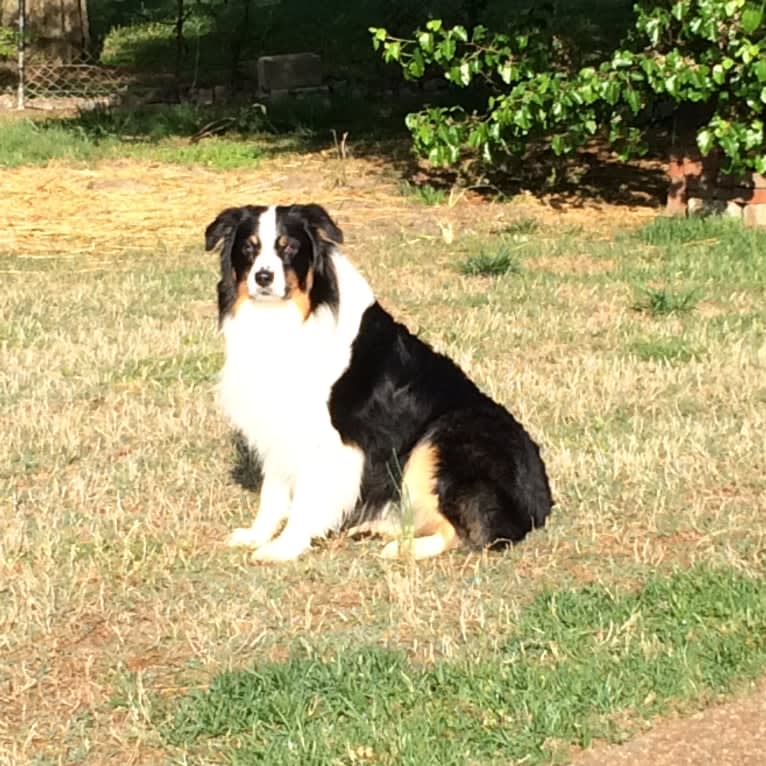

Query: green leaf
[625,87,641,113]
[452,25,468,43]
[383,41,401,62]
[499,61,513,84]
[425,19,442,32]
[712,64,726,84]
[755,59,766,82]
[671,1,688,20]
[697,127,714,155]
[742,4,763,33]
[439,37,456,61]
[417,31,434,54]
[408,49,425,79]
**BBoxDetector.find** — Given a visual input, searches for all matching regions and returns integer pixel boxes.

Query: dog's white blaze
[247,205,286,297]
[219,250,375,558]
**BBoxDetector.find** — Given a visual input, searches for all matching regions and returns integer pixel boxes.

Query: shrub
[371,0,766,176]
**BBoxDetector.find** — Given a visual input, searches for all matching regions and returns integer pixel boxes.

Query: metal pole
[16,0,25,110]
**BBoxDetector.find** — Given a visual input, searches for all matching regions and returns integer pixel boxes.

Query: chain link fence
[0,1,130,110]
[1,57,131,110]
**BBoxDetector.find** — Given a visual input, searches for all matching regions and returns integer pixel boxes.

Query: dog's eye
[282,241,299,258]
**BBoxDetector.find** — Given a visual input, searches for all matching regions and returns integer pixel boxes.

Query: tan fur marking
[232,277,251,314]
[402,441,443,535]
[286,266,314,320]
[377,441,460,560]
[380,519,458,560]
[346,518,401,539]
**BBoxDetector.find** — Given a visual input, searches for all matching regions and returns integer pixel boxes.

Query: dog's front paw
[250,536,309,562]
[380,540,401,559]
[226,526,270,548]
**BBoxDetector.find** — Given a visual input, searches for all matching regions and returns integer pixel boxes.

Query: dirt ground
[572,677,766,766]
[2,146,764,765]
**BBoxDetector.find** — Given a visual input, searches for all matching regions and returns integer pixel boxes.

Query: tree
[1,0,90,61]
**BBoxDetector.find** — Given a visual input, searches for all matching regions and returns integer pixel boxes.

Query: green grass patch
[0,119,103,166]
[400,181,448,205]
[622,217,766,288]
[499,217,540,236]
[162,567,766,765]
[633,285,699,316]
[459,243,522,276]
[628,337,703,364]
[0,97,408,168]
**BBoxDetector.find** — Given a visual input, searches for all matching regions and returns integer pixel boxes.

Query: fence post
[16,0,25,109]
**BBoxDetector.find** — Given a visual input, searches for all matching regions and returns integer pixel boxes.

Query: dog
[204,203,552,561]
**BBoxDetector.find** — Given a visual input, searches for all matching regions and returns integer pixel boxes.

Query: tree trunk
[1,0,90,62]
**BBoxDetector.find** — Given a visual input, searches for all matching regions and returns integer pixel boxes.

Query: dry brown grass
[1,148,764,765]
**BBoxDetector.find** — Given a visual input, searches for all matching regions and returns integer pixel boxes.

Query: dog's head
[205,203,343,321]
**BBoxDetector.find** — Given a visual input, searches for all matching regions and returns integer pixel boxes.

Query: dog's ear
[205,207,247,251]
[290,203,344,245]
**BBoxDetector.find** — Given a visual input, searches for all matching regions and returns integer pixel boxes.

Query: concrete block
[724,201,743,219]
[257,53,322,93]
[743,203,766,227]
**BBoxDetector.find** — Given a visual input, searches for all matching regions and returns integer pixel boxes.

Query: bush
[372,0,766,176]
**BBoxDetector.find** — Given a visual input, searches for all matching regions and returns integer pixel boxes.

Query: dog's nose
[254,269,274,287]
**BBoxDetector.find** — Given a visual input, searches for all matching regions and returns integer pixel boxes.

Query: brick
[668,159,685,179]
[257,53,322,93]
[743,203,766,227]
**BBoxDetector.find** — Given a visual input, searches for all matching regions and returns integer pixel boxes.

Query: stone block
[743,203,766,227]
[724,201,743,219]
[257,53,322,93]
[688,197,729,217]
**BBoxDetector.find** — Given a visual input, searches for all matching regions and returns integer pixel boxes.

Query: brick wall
[666,153,766,226]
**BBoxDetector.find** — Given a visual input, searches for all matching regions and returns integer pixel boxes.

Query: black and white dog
[205,203,552,561]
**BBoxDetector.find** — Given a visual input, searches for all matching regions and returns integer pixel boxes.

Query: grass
[627,336,703,364]
[0,95,407,169]
[2,156,766,766]
[0,113,268,169]
[400,181,449,205]
[163,567,766,765]
[633,285,699,316]
[458,241,522,276]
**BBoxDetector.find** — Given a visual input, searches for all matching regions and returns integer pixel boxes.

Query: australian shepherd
[205,203,553,561]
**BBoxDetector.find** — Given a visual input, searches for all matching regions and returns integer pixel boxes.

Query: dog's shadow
[230,432,263,493]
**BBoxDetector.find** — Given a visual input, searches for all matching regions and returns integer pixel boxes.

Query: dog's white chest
[217,300,350,479]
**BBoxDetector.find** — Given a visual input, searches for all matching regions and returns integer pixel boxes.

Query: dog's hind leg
[379,440,459,560]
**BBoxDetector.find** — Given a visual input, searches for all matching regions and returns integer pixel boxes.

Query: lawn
[1,144,765,765]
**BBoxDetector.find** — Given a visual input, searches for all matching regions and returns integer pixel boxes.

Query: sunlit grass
[2,192,765,765]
